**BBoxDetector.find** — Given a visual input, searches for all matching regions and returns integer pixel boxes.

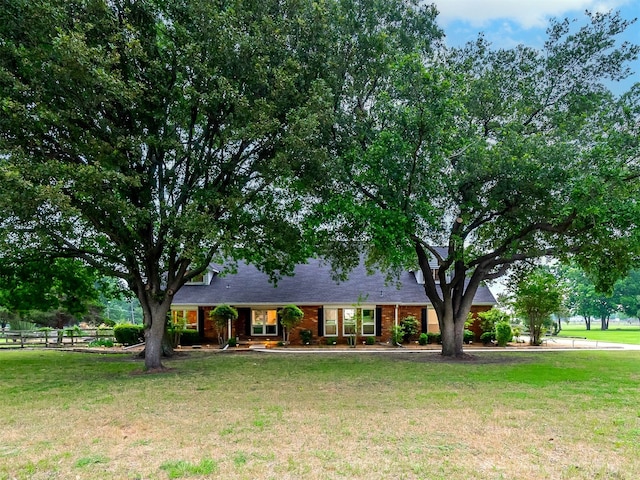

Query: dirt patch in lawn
[375,351,540,365]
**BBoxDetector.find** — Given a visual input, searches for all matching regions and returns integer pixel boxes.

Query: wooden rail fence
[0,328,115,348]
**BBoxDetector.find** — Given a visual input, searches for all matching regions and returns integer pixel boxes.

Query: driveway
[531,335,640,351]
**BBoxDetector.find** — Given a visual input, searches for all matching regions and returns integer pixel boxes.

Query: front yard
[1,349,638,479]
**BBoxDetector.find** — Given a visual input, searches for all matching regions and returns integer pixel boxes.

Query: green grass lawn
[1,349,639,479]
[557,322,640,344]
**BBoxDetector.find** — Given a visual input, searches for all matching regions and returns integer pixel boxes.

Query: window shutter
[421,308,428,333]
[375,307,382,336]
[317,308,324,336]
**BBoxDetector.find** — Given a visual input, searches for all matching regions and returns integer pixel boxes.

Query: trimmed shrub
[463,329,475,344]
[227,337,237,347]
[279,304,304,330]
[365,336,376,345]
[427,332,440,344]
[210,304,238,343]
[114,324,144,345]
[478,307,511,337]
[480,331,495,345]
[300,329,312,345]
[400,315,420,342]
[418,332,428,346]
[279,304,304,344]
[495,321,513,347]
[391,325,404,345]
[179,329,200,346]
[210,305,239,326]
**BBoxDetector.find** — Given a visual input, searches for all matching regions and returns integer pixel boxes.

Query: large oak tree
[0,0,345,369]
[316,11,640,356]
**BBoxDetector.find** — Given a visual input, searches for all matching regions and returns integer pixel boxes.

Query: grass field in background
[557,322,640,344]
[1,349,639,479]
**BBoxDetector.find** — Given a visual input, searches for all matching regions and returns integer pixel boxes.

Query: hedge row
[114,324,201,346]
[113,324,144,345]
[177,329,199,346]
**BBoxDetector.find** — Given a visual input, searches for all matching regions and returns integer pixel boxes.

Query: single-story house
[170,257,496,345]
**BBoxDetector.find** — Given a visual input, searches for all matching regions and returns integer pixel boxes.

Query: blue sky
[431,0,640,94]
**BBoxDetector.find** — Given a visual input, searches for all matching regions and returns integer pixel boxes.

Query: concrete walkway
[525,336,640,351]
[253,336,640,354]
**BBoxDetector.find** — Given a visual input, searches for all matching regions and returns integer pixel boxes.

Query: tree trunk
[453,316,465,355]
[142,301,172,371]
[439,310,466,357]
[584,316,591,330]
[600,316,609,330]
[529,316,542,346]
[414,242,482,359]
[440,312,456,356]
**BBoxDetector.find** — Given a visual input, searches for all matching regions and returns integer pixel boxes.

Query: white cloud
[432,0,629,28]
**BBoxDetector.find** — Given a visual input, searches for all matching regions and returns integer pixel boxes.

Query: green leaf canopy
[314,10,640,356]
[0,0,341,369]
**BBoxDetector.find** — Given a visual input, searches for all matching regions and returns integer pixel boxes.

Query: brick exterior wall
[192,304,493,345]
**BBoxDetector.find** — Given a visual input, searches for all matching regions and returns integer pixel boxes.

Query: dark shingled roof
[172,258,496,307]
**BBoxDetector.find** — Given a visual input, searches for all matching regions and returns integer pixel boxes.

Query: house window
[324,306,377,337]
[343,307,376,336]
[188,273,206,284]
[172,309,198,330]
[252,309,278,336]
[361,309,375,335]
[324,308,338,336]
[343,308,356,335]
